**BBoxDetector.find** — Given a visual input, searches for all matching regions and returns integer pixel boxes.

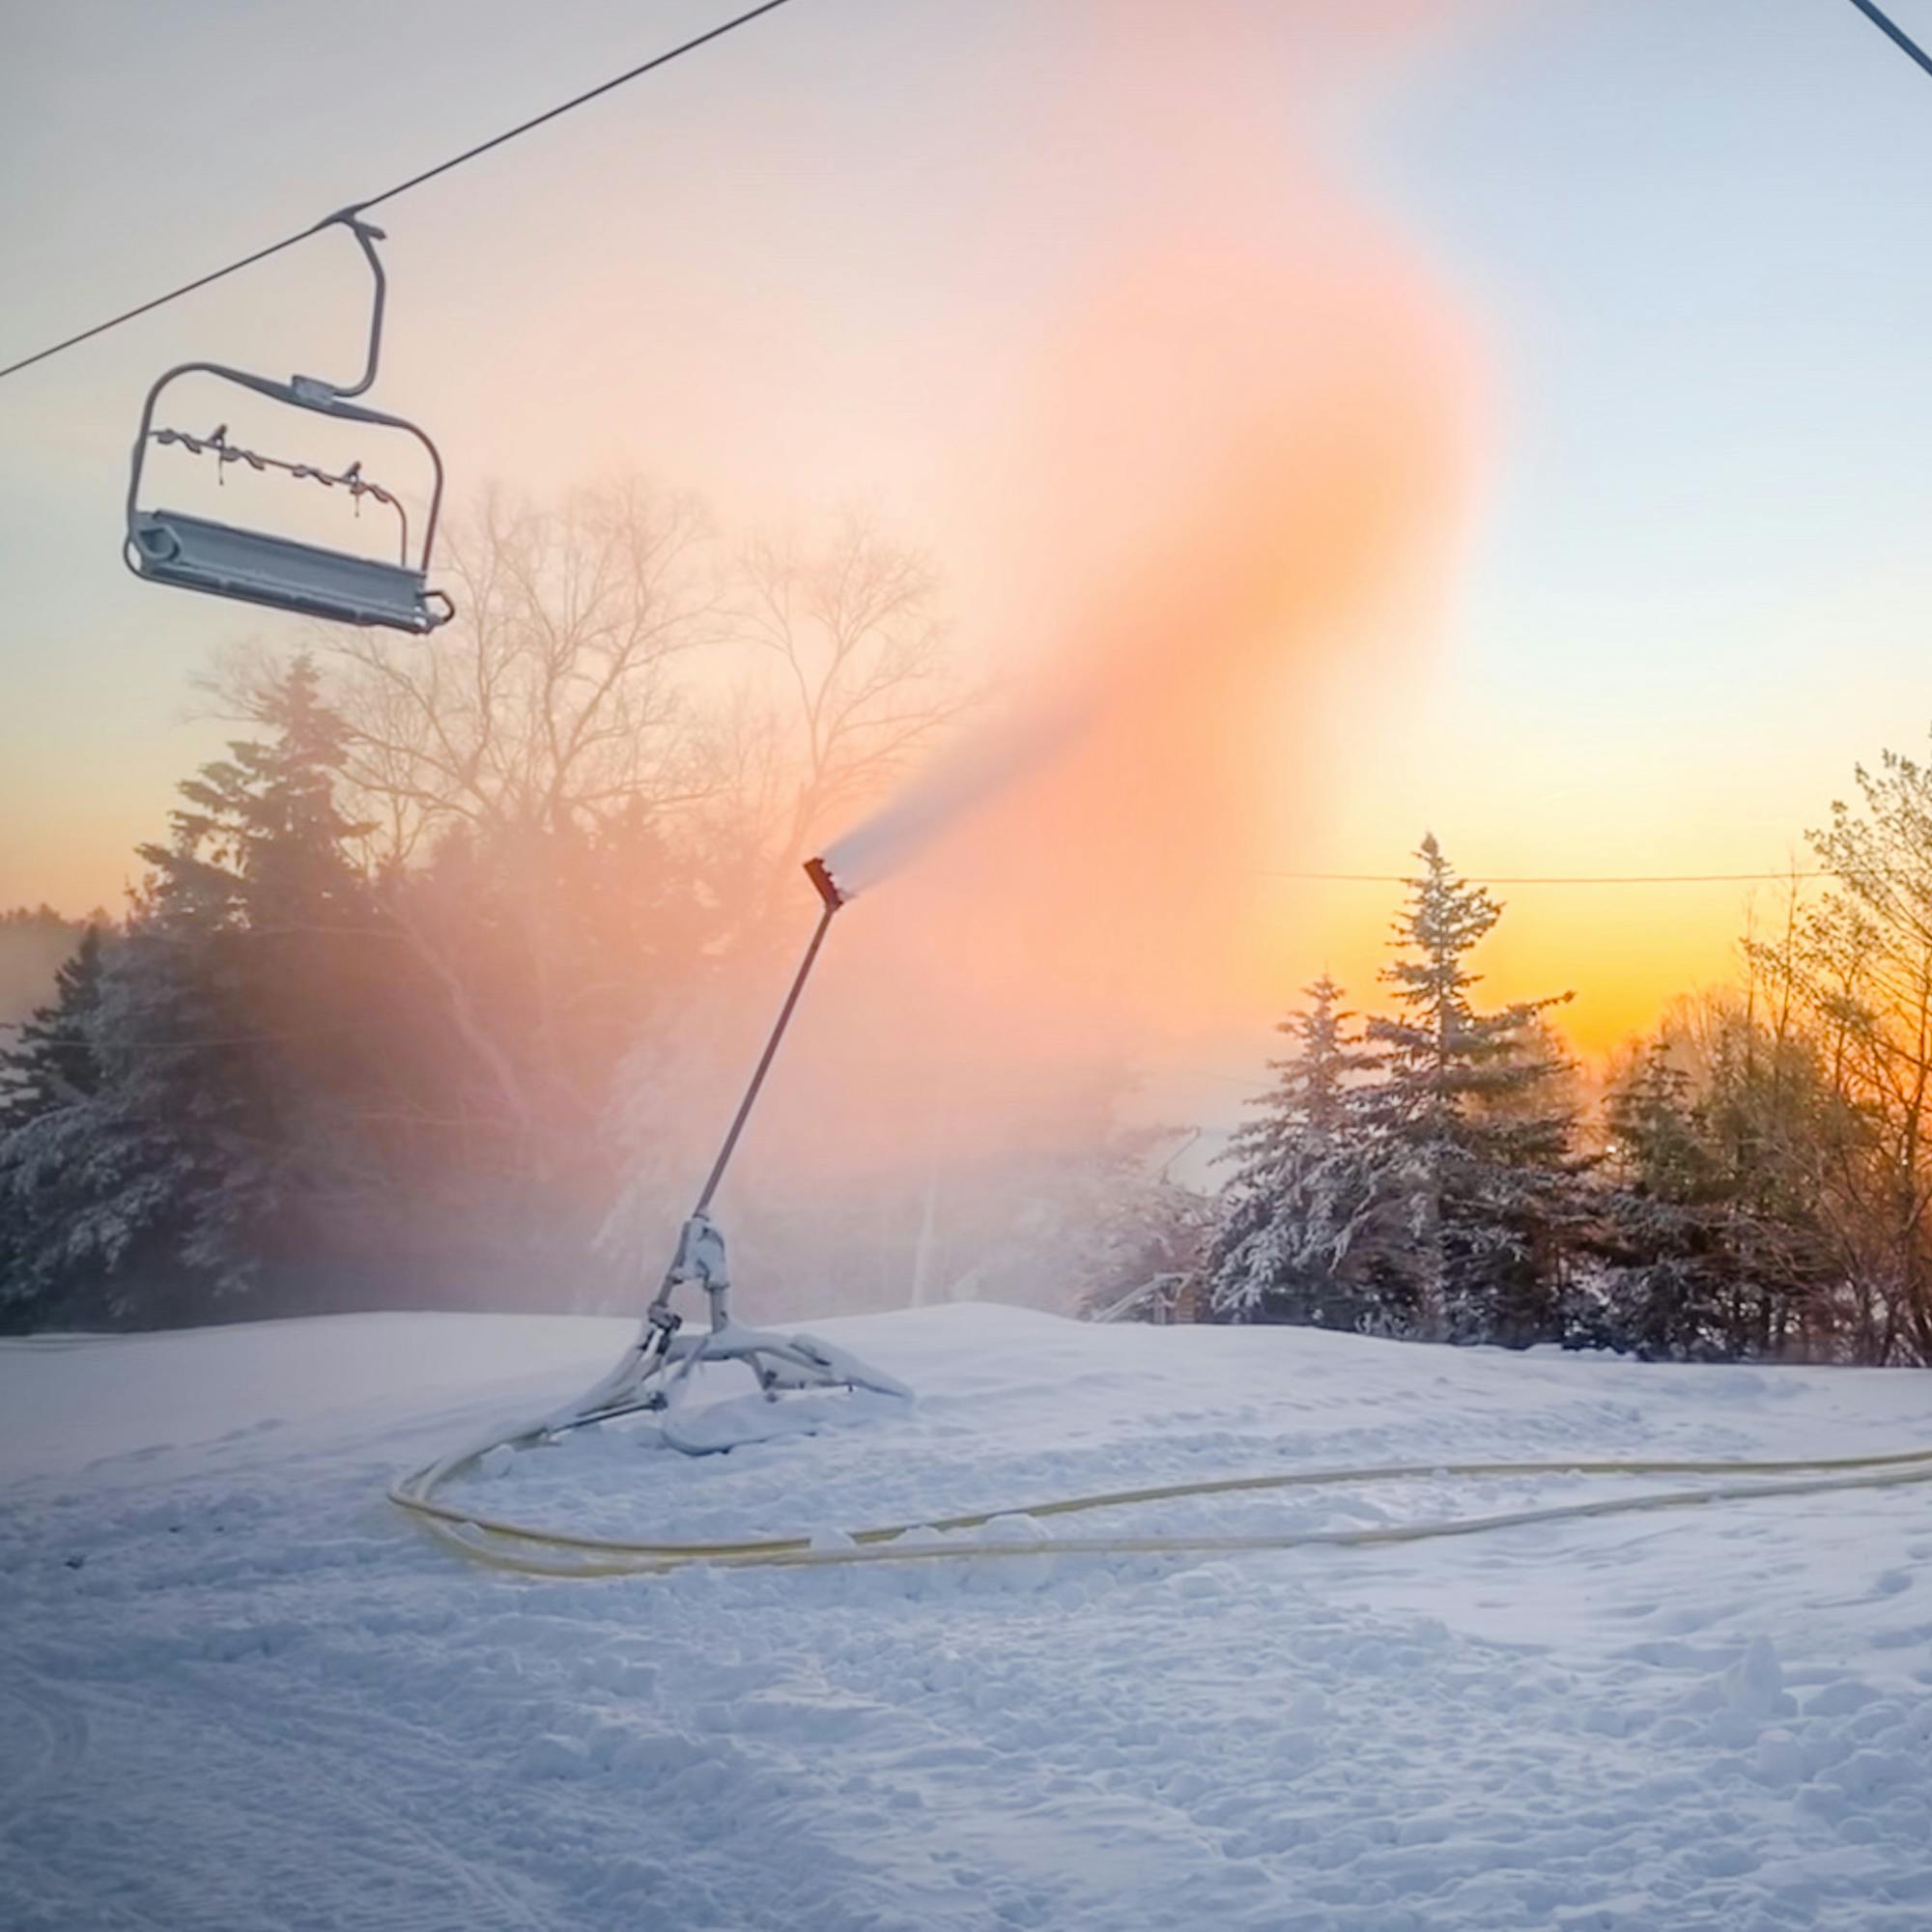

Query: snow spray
[669,1,1484,1306]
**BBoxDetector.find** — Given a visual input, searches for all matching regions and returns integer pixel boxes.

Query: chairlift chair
[125,211,453,635]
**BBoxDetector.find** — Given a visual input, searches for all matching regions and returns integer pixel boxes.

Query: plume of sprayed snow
[620,1,1485,1315]
[817,699,1080,902]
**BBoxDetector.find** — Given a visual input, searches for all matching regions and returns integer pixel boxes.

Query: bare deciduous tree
[325,477,724,863]
[726,511,976,905]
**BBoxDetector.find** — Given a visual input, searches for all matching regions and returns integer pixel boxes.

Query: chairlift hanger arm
[298,210,387,403]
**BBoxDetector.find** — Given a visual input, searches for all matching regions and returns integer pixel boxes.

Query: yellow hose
[388,1430,1932,1581]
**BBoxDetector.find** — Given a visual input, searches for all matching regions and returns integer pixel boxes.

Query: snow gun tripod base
[545,1212,912,1456]
[545,858,911,1455]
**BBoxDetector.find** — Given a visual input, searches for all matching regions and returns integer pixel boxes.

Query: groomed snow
[4,1303,1932,1930]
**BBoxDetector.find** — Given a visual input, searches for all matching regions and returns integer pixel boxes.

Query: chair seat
[129,509,438,633]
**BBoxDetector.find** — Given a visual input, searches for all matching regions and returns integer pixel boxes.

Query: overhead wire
[0,0,799,385]
[1250,869,1838,887]
[1844,0,1932,79]
[4,0,1920,389]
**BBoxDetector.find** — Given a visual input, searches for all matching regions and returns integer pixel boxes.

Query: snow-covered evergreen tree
[1581,1039,1742,1358]
[149,655,371,934]
[0,660,370,1326]
[1583,1017,1837,1360]
[1360,836,1583,1347]
[0,882,256,1324]
[0,923,105,1131]
[1077,1129,1216,1324]
[1207,976,1391,1327]
[0,924,110,1326]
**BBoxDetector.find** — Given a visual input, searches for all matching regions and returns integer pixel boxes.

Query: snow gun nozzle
[804,855,847,912]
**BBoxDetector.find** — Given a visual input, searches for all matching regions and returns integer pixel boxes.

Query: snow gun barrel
[690,856,847,1219]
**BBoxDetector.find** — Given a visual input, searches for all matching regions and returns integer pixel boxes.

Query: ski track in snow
[4,1304,1932,1930]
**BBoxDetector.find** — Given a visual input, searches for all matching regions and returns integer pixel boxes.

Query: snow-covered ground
[5,1304,1932,1931]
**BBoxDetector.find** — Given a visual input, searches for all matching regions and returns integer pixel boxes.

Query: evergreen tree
[1584,1040,1740,1358]
[1695,1007,1842,1355]
[1585,1017,1837,1360]
[1361,836,1582,1346]
[148,654,370,934]
[0,906,269,1324]
[1078,1129,1216,1324]
[1,924,106,1131]
[0,924,109,1326]
[1208,976,1391,1327]
[0,659,372,1326]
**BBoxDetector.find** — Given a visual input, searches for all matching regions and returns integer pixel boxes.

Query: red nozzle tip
[804,856,846,910]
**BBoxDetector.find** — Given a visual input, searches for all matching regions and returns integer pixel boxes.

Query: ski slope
[4,1304,1932,1931]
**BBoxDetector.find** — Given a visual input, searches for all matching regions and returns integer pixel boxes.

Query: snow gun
[535,853,911,1455]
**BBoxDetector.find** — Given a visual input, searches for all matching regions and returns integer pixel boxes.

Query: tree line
[1187,787,1932,1364]
[11,475,1932,1364]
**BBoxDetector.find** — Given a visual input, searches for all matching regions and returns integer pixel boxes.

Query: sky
[5,0,1932,1111]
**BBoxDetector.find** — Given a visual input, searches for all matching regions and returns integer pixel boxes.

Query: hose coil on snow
[389,1438,1932,1581]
